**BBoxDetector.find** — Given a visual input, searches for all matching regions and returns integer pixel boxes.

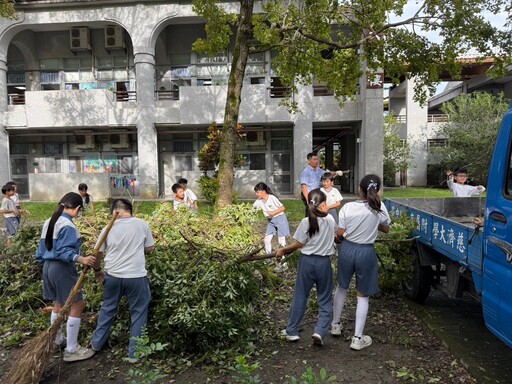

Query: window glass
[97,57,113,69]
[64,58,81,70]
[170,53,191,66]
[40,59,60,70]
[271,138,292,151]
[241,153,266,170]
[273,154,291,172]
[10,143,28,155]
[43,143,63,155]
[11,158,28,174]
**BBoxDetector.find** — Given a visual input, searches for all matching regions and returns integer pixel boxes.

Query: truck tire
[403,248,432,303]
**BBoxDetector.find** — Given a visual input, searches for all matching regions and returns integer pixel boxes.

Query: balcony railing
[156,90,179,101]
[427,114,448,123]
[8,94,25,105]
[268,86,291,98]
[114,91,137,102]
[313,86,334,96]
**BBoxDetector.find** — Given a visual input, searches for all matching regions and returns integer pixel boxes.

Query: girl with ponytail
[330,175,391,351]
[35,192,96,362]
[276,188,337,346]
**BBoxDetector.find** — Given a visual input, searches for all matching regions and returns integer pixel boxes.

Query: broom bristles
[4,323,61,384]
[4,211,119,384]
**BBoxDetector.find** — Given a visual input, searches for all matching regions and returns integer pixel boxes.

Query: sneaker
[312,333,323,346]
[330,322,343,336]
[63,346,96,362]
[350,335,372,351]
[126,357,138,364]
[281,329,300,342]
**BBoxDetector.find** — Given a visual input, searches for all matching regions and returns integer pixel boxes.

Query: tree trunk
[216,0,254,209]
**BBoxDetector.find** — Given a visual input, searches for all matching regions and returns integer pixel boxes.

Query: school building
[0,1,384,200]
[388,62,512,187]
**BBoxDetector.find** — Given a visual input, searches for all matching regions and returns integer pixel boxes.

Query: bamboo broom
[5,211,119,384]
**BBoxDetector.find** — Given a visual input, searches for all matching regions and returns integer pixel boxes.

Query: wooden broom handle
[57,211,119,316]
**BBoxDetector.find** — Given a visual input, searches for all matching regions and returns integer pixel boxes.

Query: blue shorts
[43,260,83,304]
[5,217,19,238]
[266,214,290,237]
[337,239,379,296]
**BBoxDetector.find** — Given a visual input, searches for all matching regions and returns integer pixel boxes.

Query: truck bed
[385,198,484,281]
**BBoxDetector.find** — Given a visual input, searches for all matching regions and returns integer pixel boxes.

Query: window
[69,155,136,174]
[11,158,28,174]
[173,141,193,152]
[10,143,28,155]
[241,153,266,170]
[43,143,63,156]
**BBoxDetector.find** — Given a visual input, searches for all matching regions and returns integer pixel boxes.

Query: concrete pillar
[405,78,428,186]
[134,51,158,198]
[293,84,314,197]
[0,59,9,183]
[359,73,384,184]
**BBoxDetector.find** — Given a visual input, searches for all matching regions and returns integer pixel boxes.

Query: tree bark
[216,0,254,209]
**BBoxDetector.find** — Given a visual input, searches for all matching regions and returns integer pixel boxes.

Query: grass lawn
[383,187,453,198]
[20,187,467,223]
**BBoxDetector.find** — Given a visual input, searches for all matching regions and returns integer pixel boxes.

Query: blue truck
[384,106,512,348]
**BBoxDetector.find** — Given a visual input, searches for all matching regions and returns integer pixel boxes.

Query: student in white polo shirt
[330,174,391,351]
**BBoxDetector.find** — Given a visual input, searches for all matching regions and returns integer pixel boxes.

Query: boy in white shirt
[178,178,198,212]
[446,169,486,197]
[320,172,343,224]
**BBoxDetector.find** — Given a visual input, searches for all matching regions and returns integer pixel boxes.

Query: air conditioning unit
[105,25,125,49]
[75,134,94,149]
[246,131,265,147]
[110,133,129,149]
[70,27,90,51]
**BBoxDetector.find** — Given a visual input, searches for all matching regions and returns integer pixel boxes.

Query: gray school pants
[286,253,333,338]
[92,274,151,358]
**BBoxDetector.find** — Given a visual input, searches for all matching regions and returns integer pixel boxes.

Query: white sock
[51,311,64,345]
[278,236,286,247]
[66,317,81,353]
[354,296,369,338]
[332,287,348,325]
[264,235,273,254]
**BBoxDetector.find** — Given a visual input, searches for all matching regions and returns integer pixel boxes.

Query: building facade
[1,0,384,200]
[389,67,512,187]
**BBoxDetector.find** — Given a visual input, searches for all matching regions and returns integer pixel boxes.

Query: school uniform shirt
[339,201,391,244]
[253,195,285,218]
[35,213,81,263]
[184,189,197,204]
[82,194,94,209]
[173,199,191,211]
[320,187,343,207]
[447,179,486,197]
[293,215,337,256]
[10,192,20,207]
[1,197,16,218]
[96,217,154,278]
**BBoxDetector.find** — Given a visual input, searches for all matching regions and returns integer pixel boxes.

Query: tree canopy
[434,92,510,185]
[192,0,511,206]
[383,113,413,186]
[0,1,15,20]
